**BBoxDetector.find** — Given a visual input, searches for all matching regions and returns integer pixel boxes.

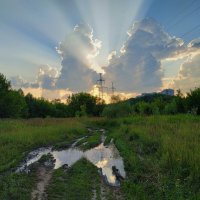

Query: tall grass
[0,116,199,199]
[96,115,200,199]
[0,118,86,172]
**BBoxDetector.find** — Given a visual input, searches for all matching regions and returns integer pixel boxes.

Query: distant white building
[160,89,174,96]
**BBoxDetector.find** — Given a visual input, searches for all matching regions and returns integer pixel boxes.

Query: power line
[165,0,197,28]
[110,82,116,95]
[180,23,200,38]
[167,3,200,31]
[96,73,107,101]
[93,8,200,96]
[114,22,200,85]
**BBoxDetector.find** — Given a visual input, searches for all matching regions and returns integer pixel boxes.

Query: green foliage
[175,89,186,113]
[0,173,36,200]
[0,116,199,199]
[102,102,132,118]
[136,101,152,115]
[47,159,101,200]
[77,133,101,150]
[164,99,177,114]
[25,94,53,118]
[0,73,28,118]
[0,118,86,172]
[75,104,87,117]
[25,93,72,118]
[0,73,105,118]
[52,101,71,117]
[0,118,120,200]
[104,87,200,117]
[129,93,174,105]
[1,71,200,118]
[186,87,200,114]
[0,90,28,118]
[105,115,200,199]
[24,92,104,118]
[0,73,11,92]
[68,92,104,117]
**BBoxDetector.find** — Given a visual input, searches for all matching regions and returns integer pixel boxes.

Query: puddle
[16,147,52,173]
[52,149,83,169]
[84,143,125,186]
[16,129,126,187]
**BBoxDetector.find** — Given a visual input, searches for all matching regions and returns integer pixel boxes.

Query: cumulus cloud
[10,24,103,102]
[10,20,200,99]
[55,24,100,91]
[104,18,185,93]
[173,53,200,92]
[10,24,102,100]
[188,38,200,48]
[36,65,59,89]
[10,76,40,89]
[10,65,58,90]
[10,76,31,89]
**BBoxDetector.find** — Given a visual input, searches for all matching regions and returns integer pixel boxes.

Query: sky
[0,0,200,100]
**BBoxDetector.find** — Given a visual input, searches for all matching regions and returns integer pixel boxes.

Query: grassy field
[0,118,87,200]
[93,115,200,199]
[0,118,86,172]
[47,159,101,200]
[0,115,200,199]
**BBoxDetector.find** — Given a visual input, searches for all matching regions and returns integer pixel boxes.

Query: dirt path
[100,180,124,200]
[92,178,124,200]
[31,166,53,200]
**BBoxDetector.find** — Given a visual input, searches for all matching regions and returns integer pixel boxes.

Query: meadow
[0,115,200,199]
[95,115,200,199]
[0,118,86,173]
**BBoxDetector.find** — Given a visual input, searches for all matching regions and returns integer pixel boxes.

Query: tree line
[1,72,200,118]
[0,73,104,118]
[102,88,200,118]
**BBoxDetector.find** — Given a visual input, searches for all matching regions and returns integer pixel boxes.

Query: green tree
[137,101,152,115]
[52,101,70,117]
[0,73,27,118]
[25,94,54,118]
[0,73,11,93]
[67,93,101,117]
[175,89,186,113]
[2,90,28,118]
[102,102,131,118]
[75,104,87,117]
[186,87,200,115]
[164,99,178,114]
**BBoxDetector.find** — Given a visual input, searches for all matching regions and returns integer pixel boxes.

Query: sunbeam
[1,0,200,98]
[73,0,153,67]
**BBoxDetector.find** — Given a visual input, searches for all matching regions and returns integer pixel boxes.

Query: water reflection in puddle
[16,130,126,186]
[52,149,83,169]
[16,147,52,173]
[84,143,126,186]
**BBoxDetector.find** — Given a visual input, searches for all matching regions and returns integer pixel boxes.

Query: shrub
[102,103,132,118]
[186,87,200,115]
